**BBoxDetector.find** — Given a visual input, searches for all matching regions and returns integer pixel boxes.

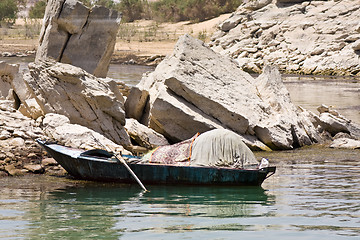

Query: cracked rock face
[36,0,121,78]
[23,60,131,147]
[125,34,322,150]
[210,0,360,76]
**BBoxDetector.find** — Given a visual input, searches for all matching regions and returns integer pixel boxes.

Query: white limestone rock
[330,138,360,149]
[36,0,121,77]
[24,60,131,147]
[42,113,129,154]
[210,0,360,76]
[125,34,321,150]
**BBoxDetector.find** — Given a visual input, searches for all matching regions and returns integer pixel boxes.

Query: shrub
[115,0,151,22]
[29,0,47,19]
[0,0,19,25]
[150,0,241,22]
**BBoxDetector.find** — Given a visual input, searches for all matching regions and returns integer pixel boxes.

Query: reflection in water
[21,184,273,239]
[25,185,137,239]
[113,186,274,236]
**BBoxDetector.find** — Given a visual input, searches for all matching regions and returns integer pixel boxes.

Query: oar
[91,136,148,192]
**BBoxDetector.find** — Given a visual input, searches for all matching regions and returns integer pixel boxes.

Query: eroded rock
[126,34,321,150]
[330,138,360,149]
[36,0,121,77]
[23,61,131,147]
[42,113,129,154]
[0,61,20,101]
[210,0,360,76]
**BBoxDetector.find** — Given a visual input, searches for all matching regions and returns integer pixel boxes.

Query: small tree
[116,0,142,22]
[150,0,241,23]
[0,0,18,25]
[29,0,47,19]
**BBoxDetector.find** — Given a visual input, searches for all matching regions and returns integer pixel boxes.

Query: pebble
[10,137,25,147]
[23,164,44,174]
[42,158,58,166]
[5,164,24,176]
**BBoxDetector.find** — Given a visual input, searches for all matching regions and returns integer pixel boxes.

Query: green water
[0,147,359,239]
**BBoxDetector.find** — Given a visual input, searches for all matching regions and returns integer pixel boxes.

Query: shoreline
[2,50,360,81]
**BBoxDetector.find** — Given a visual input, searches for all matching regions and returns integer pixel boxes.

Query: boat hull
[38,140,276,186]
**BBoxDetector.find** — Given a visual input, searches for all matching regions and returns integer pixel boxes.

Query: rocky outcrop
[0,105,50,176]
[36,0,121,77]
[210,0,360,76]
[20,60,131,147]
[0,104,130,177]
[314,104,360,141]
[125,34,322,150]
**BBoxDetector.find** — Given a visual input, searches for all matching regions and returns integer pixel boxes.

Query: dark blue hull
[38,140,276,186]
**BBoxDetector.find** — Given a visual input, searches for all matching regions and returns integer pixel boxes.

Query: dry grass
[114,14,230,57]
[0,14,230,59]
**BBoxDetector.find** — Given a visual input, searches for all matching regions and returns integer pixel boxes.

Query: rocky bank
[125,34,360,151]
[210,0,360,75]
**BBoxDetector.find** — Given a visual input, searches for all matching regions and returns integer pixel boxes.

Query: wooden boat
[37,140,276,186]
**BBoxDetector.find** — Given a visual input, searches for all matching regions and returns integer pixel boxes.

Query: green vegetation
[0,0,20,25]
[151,0,241,22]
[116,0,151,22]
[1,0,240,24]
[29,0,46,19]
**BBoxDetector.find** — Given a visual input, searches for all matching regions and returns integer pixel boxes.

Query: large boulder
[126,34,321,150]
[210,0,360,76]
[36,0,121,77]
[22,60,131,147]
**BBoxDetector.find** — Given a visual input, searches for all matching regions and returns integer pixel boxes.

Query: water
[283,76,360,124]
[0,147,359,239]
[108,64,154,87]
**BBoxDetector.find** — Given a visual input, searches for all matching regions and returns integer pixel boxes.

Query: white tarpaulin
[190,129,259,169]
